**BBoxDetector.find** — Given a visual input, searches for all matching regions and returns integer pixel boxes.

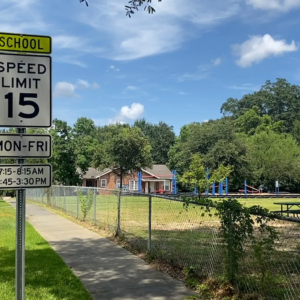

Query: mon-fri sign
[0,53,52,127]
[0,134,52,158]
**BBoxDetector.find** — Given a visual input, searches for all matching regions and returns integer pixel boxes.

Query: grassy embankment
[0,199,92,300]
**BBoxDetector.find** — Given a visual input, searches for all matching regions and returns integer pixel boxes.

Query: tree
[80,0,161,17]
[221,78,300,133]
[235,106,285,136]
[168,118,235,175]
[95,123,130,144]
[73,117,96,137]
[180,154,232,198]
[292,120,300,145]
[245,131,300,191]
[125,0,161,17]
[93,126,153,189]
[74,135,99,174]
[204,138,250,191]
[134,118,175,164]
[49,119,81,185]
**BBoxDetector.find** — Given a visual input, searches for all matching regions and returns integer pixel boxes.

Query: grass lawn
[27,192,300,298]
[0,199,92,300]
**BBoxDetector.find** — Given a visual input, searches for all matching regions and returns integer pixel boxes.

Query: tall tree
[93,126,153,189]
[95,123,130,144]
[73,117,96,137]
[235,106,285,136]
[134,119,175,164]
[204,138,249,191]
[168,118,235,174]
[221,78,300,132]
[245,131,300,191]
[49,119,81,186]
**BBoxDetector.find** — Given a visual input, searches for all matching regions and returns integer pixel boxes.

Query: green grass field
[27,192,300,298]
[0,199,92,300]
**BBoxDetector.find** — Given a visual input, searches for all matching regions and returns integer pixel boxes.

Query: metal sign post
[15,128,26,300]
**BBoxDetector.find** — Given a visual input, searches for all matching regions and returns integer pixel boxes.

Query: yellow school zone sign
[0,32,52,54]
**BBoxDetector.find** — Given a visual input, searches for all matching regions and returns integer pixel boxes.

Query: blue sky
[1,0,300,135]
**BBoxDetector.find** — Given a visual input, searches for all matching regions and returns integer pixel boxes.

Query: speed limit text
[0,61,47,89]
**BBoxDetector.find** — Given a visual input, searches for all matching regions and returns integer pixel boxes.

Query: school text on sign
[0,32,51,54]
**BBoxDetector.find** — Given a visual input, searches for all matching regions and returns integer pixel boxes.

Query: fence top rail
[51,185,117,192]
[47,186,300,224]
[122,191,300,224]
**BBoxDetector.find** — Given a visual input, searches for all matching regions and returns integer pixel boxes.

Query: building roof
[81,165,173,179]
[142,165,173,179]
[81,167,110,179]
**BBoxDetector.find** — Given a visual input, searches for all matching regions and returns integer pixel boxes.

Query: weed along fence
[27,186,300,299]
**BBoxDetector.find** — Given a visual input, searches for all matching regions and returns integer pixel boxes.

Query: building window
[101,179,107,188]
[164,181,170,191]
[129,180,138,191]
[116,179,120,188]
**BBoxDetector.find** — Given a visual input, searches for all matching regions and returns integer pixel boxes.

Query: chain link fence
[27,186,300,299]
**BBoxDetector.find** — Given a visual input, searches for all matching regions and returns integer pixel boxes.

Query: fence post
[64,187,66,213]
[116,191,121,235]
[227,211,235,283]
[94,188,96,223]
[77,191,79,219]
[148,195,152,252]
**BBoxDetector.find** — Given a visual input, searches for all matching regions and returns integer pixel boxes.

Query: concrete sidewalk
[8,200,193,300]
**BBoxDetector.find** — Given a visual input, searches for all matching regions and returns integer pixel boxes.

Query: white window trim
[101,179,107,188]
[129,180,138,191]
[164,180,170,191]
[116,179,120,188]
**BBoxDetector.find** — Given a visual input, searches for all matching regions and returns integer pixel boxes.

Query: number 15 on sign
[0,53,52,128]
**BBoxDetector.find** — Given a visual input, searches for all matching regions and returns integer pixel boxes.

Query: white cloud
[225,83,259,91]
[246,0,300,11]
[76,80,100,90]
[120,103,144,119]
[203,119,209,123]
[54,82,79,99]
[126,86,138,90]
[109,65,120,72]
[232,34,298,67]
[54,80,100,98]
[53,35,85,50]
[78,0,240,60]
[92,83,101,89]
[177,66,211,82]
[55,56,87,68]
[212,57,222,66]
[0,0,47,33]
[109,103,144,123]
[77,79,90,89]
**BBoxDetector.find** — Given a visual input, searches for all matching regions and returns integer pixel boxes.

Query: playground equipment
[238,181,260,195]
[211,178,229,195]
[193,167,229,196]
[137,171,177,194]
